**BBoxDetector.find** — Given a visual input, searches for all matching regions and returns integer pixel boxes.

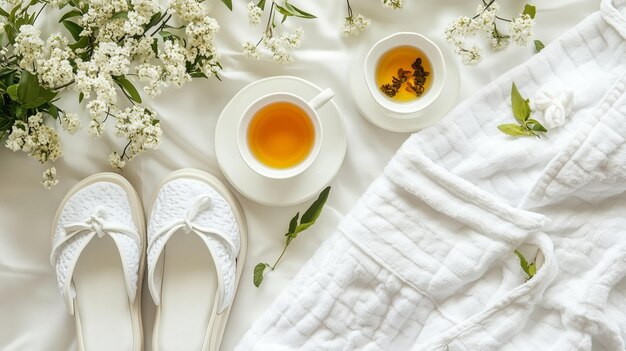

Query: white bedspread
[0,0,601,350]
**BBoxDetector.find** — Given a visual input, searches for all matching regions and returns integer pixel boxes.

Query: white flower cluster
[35,34,75,89]
[243,27,303,64]
[341,14,370,36]
[4,0,222,187]
[382,0,403,9]
[5,113,62,164]
[14,25,44,71]
[247,2,263,25]
[42,167,59,189]
[510,14,534,46]
[169,0,208,22]
[112,106,162,165]
[445,2,535,65]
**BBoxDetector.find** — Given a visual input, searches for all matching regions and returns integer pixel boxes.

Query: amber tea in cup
[376,45,432,102]
[237,89,333,180]
[247,101,315,169]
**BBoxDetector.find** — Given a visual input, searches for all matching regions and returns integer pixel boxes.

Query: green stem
[149,14,172,37]
[34,3,48,23]
[269,241,290,270]
[52,79,75,91]
[346,0,353,19]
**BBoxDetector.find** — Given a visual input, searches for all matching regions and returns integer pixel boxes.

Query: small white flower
[509,13,534,46]
[124,11,149,36]
[113,106,162,160]
[279,27,303,49]
[92,42,130,77]
[471,2,498,32]
[108,152,126,169]
[460,46,482,65]
[242,41,261,60]
[341,14,370,36]
[137,63,165,96]
[169,0,208,22]
[382,0,402,9]
[247,2,263,25]
[14,25,44,71]
[5,113,62,163]
[88,120,104,137]
[533,88,574,129]
[160,40,191,87]
[61,113,81,134]
[42,167,59,189]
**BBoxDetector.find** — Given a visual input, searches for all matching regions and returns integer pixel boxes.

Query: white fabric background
[0,0,600,350]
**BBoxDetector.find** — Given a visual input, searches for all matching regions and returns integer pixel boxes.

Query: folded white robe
[238,0,626,349]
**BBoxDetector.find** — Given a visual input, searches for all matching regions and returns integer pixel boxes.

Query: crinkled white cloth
[238,1,626,349]
[0,1,602,350]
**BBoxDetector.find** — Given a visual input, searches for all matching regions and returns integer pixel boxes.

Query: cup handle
[308,88,335,110]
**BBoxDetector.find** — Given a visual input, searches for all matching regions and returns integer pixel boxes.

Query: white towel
[237,0,626,349]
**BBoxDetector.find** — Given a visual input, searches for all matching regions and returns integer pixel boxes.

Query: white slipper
[50,173,145,351]
[147,169,247,351]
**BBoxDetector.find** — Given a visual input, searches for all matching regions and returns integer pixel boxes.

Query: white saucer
[215,76,347,207]
[349,37,461,133]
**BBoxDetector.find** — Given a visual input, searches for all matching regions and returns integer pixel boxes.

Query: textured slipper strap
[147,195,238,313]
[50,207,141,314]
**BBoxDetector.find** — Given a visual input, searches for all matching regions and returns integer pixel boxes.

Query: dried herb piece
[380,68,411,98]
[406,58,430,96]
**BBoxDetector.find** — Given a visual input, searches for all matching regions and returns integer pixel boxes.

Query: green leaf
[514,250,529,275]
[111,11,128,20]
[190,72,207,78]
[523,4,536,19]
[78,91,84,103]
[58,10,82,23]
[288,212,299,234]
[220,0,232,10]
[511,82,530,123]
[62,20,83,41]
[300,186,331,227]
[534,40,545,53]
[257,0,266,10]
[69,36,89,50]
[151,38,159,56]
[7,84,18,101]
[17,71,57,108]
[48,104,59,119]
[528,263,537,277]
[159,30,174,39]
[498,123,532,137]
[115,77,142,103]
[253,263,268,287]
[146,12,163,29]
[284,2,316,19]
[0,7,10,18]
[0,114,13,131]
[274,4,294,18]
[527,119,547,132]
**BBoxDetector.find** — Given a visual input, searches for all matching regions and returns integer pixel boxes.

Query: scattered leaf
[253,263,268,287]
[511,83,530,123]
[497,123,531,137]
[534,40,545,53]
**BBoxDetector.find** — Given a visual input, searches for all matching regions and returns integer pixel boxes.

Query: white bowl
[364,32,446,117]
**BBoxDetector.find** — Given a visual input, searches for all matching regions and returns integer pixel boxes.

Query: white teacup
[237,89,334,180]
[364,32,446,117]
